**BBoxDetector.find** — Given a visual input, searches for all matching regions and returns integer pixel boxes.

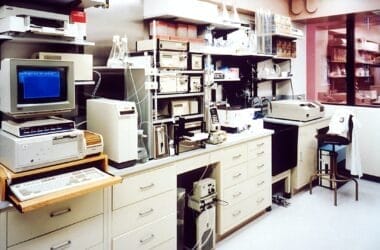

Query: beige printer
[267,100,325,122]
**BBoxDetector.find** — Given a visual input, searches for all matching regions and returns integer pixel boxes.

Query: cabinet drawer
[113,165,176,210]
[112,190,176,237]
[218,144,247,169]
[152,238,176,250]
[221,181,251,206]
[112,213,176,250]
[7,190,103,246]
[221,163,248,189]
[247,171,271,193]
[217,197,254,235]
[247,137,270,160]
[247,157,269,177]
[8,214,103,250]
[252,188,272,214]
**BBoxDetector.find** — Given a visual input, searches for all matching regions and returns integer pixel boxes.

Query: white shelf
[158,70,204,75]
[153,114,204,124]
[0,35,95,46]
[271,32,302,40]
[260,77,292,80]
[189,44,273,58]
[155,93,204,99]
[214,78,240,82]
[75,80,95,86]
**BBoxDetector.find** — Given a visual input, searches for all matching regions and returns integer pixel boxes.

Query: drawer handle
[50,208,71,218]
[232,154,242,159]
[257,197,265,204]
[51,240,71,250]
[139,208,154,217]
[233,173,242,178]
[232,192,242,198]
[257,164,265,169]
[257,181,265,186]
[256,151,265,156]
[232,210,242,217]
[140,234,155,244]
[257,142,265,147]
[139,183,155,191]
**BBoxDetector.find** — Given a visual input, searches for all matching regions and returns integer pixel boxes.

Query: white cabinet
[111,165,177,249]
[213,136,272,235]
[112,213,176,250]
[5,190,104,249]
[8,215,103,250]
[291,119,330,192]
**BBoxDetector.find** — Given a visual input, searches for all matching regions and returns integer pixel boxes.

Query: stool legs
[309,149,359,206]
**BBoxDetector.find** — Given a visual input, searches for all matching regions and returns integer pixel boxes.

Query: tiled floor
[217,179,380,250]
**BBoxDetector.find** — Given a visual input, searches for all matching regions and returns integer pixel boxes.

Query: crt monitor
[0,58,75,118]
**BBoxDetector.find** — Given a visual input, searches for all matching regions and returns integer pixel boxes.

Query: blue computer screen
[17,67,67,104]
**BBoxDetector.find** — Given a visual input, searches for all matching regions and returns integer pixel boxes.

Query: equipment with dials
[159,75,188,94]
[187,178,217,250]
[159,51,188,69]
[171,99,199,117]
[267,99,325,122]
[87,98,138,168]
[190,54,203,70]
[0,129,85,173]
[0,5,79,38]
[189,76,202,93]
[137,39,188,52]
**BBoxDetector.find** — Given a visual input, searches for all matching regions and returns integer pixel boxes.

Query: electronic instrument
[267,100,325,122]
[0,58,75,119]
[87,98,138,168]
[0,129,85,173]
[1,117,75,137]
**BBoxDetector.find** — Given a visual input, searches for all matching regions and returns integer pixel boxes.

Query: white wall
[325,105,380,177]
[85,0,145,65]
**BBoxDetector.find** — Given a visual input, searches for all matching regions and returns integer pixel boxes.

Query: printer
[267,100,325,122]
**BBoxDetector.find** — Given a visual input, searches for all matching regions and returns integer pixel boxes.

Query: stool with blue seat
[309,114,359,206]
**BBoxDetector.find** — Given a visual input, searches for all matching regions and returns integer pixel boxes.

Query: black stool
[309,115,359,206]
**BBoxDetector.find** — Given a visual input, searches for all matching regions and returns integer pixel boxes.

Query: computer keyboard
[10,167,111,201]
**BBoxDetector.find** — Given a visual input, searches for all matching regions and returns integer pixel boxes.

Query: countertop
[0,128,274,213]
[263,116,331,127]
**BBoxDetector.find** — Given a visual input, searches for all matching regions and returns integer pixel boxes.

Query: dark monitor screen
[17,66,68,104]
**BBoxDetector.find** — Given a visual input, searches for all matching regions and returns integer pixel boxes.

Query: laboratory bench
[0,118,330,249]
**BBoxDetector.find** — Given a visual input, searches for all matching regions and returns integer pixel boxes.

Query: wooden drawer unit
[247,137,271,160]
[221,180,251,206]
[7,190,103,247]
[112,213,176,250]
[211,144,247,169]
[8,214,103,250]
[112,165,176,210]
[112,190,176,237]
[220,162,248,189]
